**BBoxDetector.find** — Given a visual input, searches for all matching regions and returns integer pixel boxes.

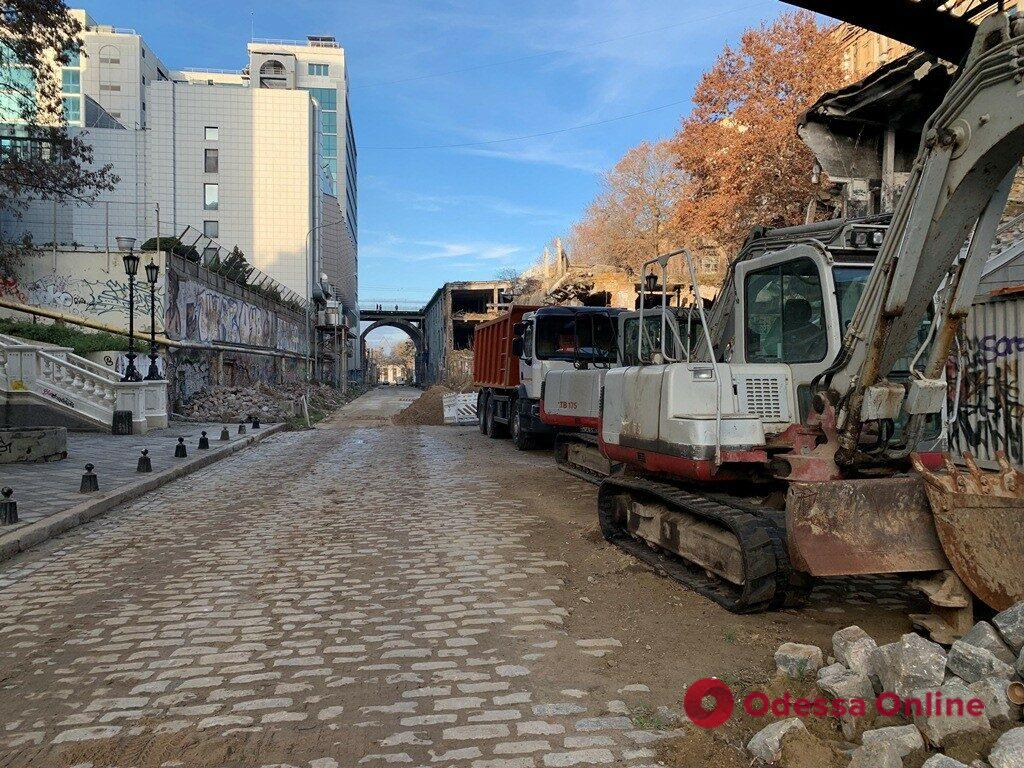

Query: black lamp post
[144,259,161,380]
[117,236,141,382]
[644,272,659,293]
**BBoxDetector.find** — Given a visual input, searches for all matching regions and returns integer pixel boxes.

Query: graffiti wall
[2,250,165,330]
[165,270,304,355]
[949,295,1024,469]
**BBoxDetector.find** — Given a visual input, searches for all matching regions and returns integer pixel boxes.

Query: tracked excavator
[597,7,1024,641]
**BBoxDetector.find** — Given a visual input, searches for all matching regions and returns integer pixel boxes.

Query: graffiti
[949,336,1024,465]
[13,270,162,324]
[165,273,303,354]
[977,334,1024,363]
[40,387,77,410]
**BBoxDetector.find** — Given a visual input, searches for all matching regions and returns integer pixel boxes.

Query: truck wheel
[478,392,489,434]
[486,398,506,439]
[511,400,537,451]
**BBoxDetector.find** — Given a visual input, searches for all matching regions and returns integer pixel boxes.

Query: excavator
[596,3,1024,641]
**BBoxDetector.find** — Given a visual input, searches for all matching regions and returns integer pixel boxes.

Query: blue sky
[80,0,786,349]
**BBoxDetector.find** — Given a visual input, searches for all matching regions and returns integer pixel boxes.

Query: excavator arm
[829,12,1024,461]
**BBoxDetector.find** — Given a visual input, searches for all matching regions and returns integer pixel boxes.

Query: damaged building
[422,281,510,386]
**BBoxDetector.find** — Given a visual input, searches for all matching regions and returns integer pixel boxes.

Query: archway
[360,319,426,386]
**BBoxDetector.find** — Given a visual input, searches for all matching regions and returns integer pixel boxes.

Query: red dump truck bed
[472,305,539,390]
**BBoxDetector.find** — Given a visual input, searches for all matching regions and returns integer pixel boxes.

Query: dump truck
[595,9,1024,642]
[473,305,621,450]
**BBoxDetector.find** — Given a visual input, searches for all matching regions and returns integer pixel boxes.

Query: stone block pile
[747,599,1024,767]
[181,382,348,423]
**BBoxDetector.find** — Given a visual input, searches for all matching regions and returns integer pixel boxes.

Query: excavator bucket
[910,451,1024,611]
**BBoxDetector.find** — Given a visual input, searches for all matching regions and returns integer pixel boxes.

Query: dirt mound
[392,385,454,426]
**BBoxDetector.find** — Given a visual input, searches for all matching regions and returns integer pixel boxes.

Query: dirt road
[0,388,921,767]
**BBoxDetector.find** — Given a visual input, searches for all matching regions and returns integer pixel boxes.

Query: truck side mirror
[513,322,525,337]
[511,338,524,358]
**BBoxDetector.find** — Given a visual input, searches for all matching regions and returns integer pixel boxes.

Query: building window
[203,220,219,238]
[203,183,219,210]
[308,63,329,76]
[99,84,122,92]
[203,246,219,261]
[64,49,81,67]
[204,148,218,173]
[205,126,218,141]
[61,69,80,94]
[61,96,81,123]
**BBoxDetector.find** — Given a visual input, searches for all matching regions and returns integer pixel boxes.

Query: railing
[0,336,168,433]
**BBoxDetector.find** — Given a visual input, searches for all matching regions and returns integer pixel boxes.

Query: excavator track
[554,432,620,485]
[598,476,807,613]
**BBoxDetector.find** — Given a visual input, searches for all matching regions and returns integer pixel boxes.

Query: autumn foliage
[568,11,847,280]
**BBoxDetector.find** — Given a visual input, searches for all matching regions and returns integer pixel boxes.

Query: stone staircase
[0,333,168,434]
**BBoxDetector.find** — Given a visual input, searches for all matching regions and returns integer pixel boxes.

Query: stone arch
[360,319,426,385]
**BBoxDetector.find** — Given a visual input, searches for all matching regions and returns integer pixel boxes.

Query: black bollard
[80,464,99,493]
[137,449,152,473]
[238,421,247,435]
[174,437,187,458]
[0,487,17,525]
[220,426,230,441]
[198,431,210,450]
[251,415,261,430]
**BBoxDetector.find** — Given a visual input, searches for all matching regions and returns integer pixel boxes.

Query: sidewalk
[0,420,284,560]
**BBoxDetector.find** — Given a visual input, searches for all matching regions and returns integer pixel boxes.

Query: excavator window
[744,258,828,364]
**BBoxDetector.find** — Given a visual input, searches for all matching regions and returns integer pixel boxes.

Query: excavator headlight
[692,367,715,381]
[854,231,869,247]
[871,230,885,246]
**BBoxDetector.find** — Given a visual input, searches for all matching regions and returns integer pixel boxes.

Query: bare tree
[0,0,118,280]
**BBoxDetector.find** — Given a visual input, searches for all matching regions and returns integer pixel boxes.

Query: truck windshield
[621,313,689,365]
[535,315,617,362]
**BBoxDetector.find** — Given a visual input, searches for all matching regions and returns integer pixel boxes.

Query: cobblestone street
[0,388,925,768]
[0,389,683,768]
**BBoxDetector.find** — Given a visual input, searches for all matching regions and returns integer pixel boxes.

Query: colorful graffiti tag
[949,334,1024,465]
[164,273,304,355]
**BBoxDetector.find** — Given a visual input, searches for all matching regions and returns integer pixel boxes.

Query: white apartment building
[4,9,358,326]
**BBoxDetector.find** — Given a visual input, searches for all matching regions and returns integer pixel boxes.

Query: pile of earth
[391,385,454,426]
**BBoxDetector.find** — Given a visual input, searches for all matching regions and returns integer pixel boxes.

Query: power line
[361,99,691,151]
[350,3,770,90]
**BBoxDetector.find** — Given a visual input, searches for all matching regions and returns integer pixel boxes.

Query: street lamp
[144,259,161,380]
[117,237,141,382]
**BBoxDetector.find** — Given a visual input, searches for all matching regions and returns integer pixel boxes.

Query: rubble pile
[181,382,348,423]
[746,600,1024,767]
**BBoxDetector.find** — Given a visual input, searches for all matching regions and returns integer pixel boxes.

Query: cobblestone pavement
[0,421,277,527]
[0,391,680,768]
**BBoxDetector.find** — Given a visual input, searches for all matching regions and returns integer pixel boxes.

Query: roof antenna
[250,8,254,41]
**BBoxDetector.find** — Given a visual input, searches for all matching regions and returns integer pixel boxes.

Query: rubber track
[554,433,618,485]
[597,476,796,613]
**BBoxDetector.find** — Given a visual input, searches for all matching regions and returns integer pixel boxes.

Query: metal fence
[950,292,1024,469]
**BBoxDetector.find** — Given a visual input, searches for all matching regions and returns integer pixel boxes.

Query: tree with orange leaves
[669,10,847,254]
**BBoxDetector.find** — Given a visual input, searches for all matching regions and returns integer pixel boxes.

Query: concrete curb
[0,423,287,563]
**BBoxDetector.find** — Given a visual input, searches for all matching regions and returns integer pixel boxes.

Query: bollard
[136,449,152,473]
[238,422,247,435]
[80,464,99,493]
[174,437,187,458]
[0,487,17,525]
[198,431,210,450]
[251,415,261,430]
[220,426,230,441]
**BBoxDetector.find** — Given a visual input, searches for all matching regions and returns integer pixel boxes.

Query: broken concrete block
[870,642,900,695]
[994,603,1024,654]
[912,681,990,747]
[948,639,1015,684]
[922,756,971,768]
[989,726,1024,768]
[967,677,1022,727]
[962,621,1017,665]
[833,626,872,664]
[818,670,876,739]
[860,724,925,757]
[774,643,823,679]
[1018,648,1024,680]
[747,718,805,764]
[893,633,948,698]
[817,662,846,685]
[847,637,880,678]
[847,741,902,768]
